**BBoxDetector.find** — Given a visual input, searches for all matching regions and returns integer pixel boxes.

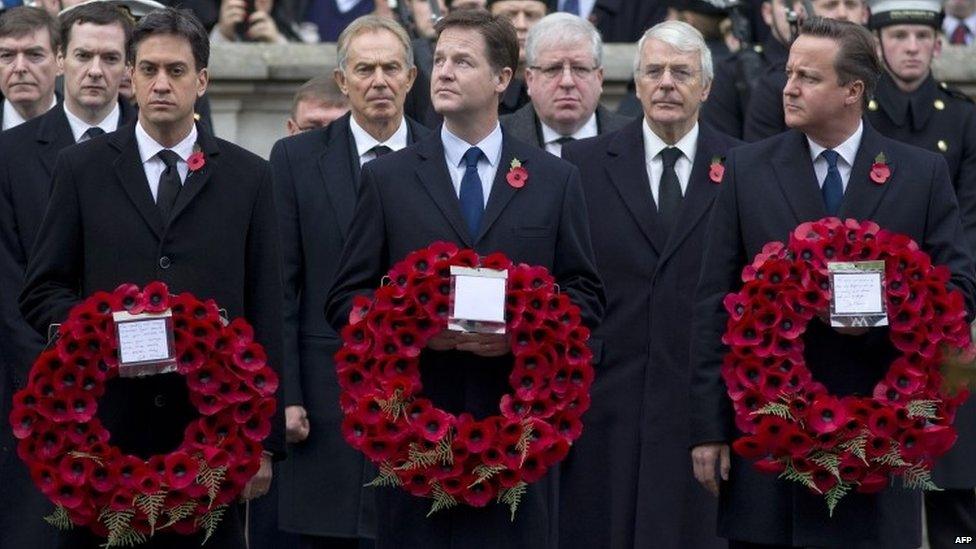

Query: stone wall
[207,42,976,159]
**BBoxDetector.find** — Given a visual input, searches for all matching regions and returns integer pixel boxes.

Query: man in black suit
[0,4,134,548]
[270,14,431,549]
[560,20,737,549]
[500,12,628,155]
[0,7,60,131]
[19,8,283,548]
[742,0,867,141]
[690,17,976,548]
[325,9,604,549]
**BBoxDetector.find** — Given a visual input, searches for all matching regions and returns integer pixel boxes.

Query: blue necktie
[459,147,484,237]
[821,149,843,216]
[561,0,580,15]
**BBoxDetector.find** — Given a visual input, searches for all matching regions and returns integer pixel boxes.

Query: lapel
[772,130,826,224]
[414,134,474,246]
[476,132,521,243]
[317,114,360,239]
[837,123,893,221]
[110,122,163,239]
[605,119,664,254]
[168,121,218,225]
[36,107,75,178]
[657,124,724,265]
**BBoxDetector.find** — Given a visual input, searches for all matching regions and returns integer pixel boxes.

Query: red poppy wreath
[9,282,277,546]
[336,242,593,519]
[722,218,971,515]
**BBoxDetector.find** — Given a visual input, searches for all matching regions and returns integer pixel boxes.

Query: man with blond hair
[270,15,430,548]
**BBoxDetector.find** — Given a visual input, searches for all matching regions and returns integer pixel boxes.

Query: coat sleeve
[924,153,976,317]
[269,139,304,408]
[246,163,286,458]
[325,163,388,332]
[553,166,606,330]
[689,147,746,447]
[952,107,976,259]
[0,140,45,386]
[19,152,83,336]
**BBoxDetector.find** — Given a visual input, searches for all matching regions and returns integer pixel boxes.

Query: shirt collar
[135,120,198,164]
[349,115,409,157]
[441,122,504,169]
[63,102,120,142]
[540,112,598,145]
[641,118,699,165]
[2,95,56,131]
[807,120,863,167]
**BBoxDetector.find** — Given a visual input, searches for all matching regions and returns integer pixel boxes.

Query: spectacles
[528,62,599,80]
[638,66,699,84]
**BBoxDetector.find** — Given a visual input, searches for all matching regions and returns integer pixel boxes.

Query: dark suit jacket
[742,64,788,142]
[0,101,136,549]
[690,123,976,547]
[270,113,429,538]
[325,129,605,548]
[500,103,630,151]
[590,0,667,43]
[560,120,738,549]
[19,122,284,548]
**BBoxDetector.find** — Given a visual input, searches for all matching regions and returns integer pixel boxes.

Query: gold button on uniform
[868,99,878,111]
[938,140,948,152]
[934,99,945,110]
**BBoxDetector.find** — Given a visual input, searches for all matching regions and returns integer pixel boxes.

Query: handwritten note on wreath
[117,318,171,363]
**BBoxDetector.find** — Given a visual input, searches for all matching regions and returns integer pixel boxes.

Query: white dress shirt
[943,14,976,45]
[2,96,56,131]
[441,123,503,207]
[63,102,120,143]
[349,115,409,166]
[807,121,863,192]
[135,121,198,202]
[642,119,699,208]
[541,112,598,156]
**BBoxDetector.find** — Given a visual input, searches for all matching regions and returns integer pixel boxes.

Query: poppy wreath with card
[722,218,971,515]
[8,282,277,546]
[336,242,593,519]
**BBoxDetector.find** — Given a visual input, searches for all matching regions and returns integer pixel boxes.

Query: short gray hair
[525,12,602,67]
[633,20,713,84]
[336,15,414,71]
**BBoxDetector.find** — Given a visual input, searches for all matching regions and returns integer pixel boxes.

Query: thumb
[720,445,731,480]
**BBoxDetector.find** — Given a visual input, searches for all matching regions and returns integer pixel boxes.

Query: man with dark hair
[20,7,283,548]
[742,0,868,141]
[285,75,348,134]
[867,2,976,546]
[0,4,134,548]
[271,14,430,549]
[690,16,976,548]
[487,0,546,115]
[326,8,604,549]
[0,6,60,130]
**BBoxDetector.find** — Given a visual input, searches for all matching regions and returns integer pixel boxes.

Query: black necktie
[370,144,392,158]
[156,150,182,221]
[657,147,683,234]
[81,127,104,142]
[554,136,576,145]
[458,147,484,237]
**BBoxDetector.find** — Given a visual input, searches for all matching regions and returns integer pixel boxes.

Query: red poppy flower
[506,164,528,189]
[709,159,724,183]
[810,467,838,494]
[10,407,40,439]
[753,457,787,475]
[870,161,890,185]
[416,408,453,443]
[52,482,85,509]
[188,151,206,172]
[232,342,267,372]
[164,451,199,490]
[732,435,768,460]
[807,396,849,435]
[140,281,171,313]
[921,425,957,456]
[90,460,120,493]
[462,479,497,506]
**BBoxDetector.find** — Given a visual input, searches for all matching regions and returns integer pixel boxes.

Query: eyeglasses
[528,62,600,80]
[638,65,699,84]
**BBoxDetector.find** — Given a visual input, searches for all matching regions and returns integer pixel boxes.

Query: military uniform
[703,36,790,139]
[867,70,976,549]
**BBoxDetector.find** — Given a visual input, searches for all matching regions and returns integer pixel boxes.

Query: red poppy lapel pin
[709,155,725,184]
[188,146,206,173]
[870,152,890,185]
[507,158,528,189]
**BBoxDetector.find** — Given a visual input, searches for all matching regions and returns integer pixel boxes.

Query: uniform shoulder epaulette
[939,82,975,105]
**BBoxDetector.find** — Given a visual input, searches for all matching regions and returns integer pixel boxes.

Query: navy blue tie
[459,147,484,237]
[561,0,580,15]
[821,149,843,216]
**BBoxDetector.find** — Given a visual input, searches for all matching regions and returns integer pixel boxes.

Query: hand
[455,333,510,357]
[217,0,249,40]
[245,10,283,43]
[691,443,730,497]
[242,454,272,501]
[285,405,310,443]
[427,330,460,351]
